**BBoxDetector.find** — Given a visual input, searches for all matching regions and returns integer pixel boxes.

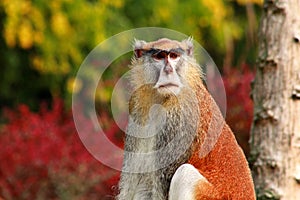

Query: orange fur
[188,84,256,199]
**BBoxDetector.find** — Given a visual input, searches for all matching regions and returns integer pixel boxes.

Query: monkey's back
[187,85,256,199]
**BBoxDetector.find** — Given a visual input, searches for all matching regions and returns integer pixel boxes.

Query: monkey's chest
[129,127,193,199]
[125,103,197,198]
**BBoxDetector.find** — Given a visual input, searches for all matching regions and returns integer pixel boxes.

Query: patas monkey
[117,38,255,199]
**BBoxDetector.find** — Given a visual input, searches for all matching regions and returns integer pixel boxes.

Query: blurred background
[0,0,262,199]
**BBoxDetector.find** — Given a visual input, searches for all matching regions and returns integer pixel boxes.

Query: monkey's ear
[133,39,147,58]
[182,37,194,56]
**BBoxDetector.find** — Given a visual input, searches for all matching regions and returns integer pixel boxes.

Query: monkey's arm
[169,126,256,200]
[169,164,222,200]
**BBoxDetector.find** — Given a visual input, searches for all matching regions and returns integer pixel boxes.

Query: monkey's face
[133,38,194,96]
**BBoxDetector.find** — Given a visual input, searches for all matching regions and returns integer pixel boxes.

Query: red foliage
[0,99,121,199]
[223,64,255,156]
[207,64,254,156]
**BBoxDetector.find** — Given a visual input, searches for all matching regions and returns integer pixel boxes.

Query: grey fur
[117,87,200,200]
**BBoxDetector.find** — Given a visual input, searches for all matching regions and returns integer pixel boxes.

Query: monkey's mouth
[154,82,182,95]
[158,83,179,88]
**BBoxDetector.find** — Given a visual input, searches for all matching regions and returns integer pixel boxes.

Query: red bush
[0,99,121,199]
[206,64,254,156]
[223,64,255,156]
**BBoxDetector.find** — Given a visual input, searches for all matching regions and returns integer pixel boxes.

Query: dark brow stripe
[170,48,185,54]
[144,48,185,55]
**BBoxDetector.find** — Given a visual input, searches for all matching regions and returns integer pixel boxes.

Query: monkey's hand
[169,164,221,200]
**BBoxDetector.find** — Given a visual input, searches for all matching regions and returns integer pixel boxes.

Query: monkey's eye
[152,51,168,60]
[169,52,180,59]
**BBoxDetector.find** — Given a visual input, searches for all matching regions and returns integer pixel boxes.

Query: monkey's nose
[164,65,173,74]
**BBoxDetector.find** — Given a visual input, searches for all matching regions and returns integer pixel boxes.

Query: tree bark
[250,0,300,199]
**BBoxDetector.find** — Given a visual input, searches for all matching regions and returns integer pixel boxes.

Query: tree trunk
[250,0,300,199]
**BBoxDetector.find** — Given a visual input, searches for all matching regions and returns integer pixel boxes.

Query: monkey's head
[131,38,201,97]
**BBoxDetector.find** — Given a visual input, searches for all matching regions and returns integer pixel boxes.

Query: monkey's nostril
[164,65,173,74]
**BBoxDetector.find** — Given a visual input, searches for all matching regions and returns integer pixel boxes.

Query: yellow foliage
[20,0,31,15]
[67,77,82,94]
[60,61,71,74]
[202,0,226,29]
[236,0,263,5]
[31,8,46,33]
[51,12,71,37]
[202,0,226,19]
[2,0,18,47]
[32,56,44,72]
[33,31,44,45]
[0,0,258,104]
[101,0,124,8]
[4,22,16,48]
[96,86,112,103]
[155,0,176,22]
[18,20,33,49]
[157,7,172,21]
[50,0,61,11]
[3,0,19,15]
